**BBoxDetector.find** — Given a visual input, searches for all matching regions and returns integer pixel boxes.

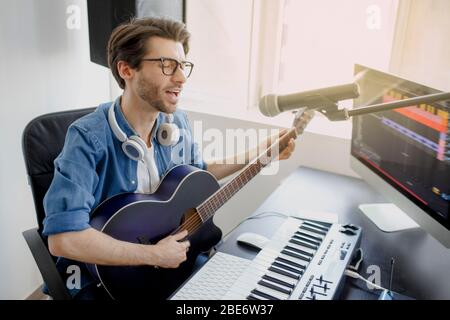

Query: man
[43,17,296,299]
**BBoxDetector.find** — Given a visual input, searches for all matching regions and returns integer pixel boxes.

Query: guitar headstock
[292,109,315,136]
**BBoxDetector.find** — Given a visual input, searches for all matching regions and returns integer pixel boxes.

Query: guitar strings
[171,161,263,236]
[170,128,298,237]
[179,159,264,234]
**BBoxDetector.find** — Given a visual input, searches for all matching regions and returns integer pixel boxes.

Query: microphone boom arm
[317,91,450,121]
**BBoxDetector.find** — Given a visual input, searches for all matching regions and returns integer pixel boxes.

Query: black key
[276,256,306,270]
[268,266,300,280]
[247,294,262,300]
[303,221,329,232]
[251,289,281,300]
[292,235,318,251]
[258,279,292,295]
[296,231,323,242]
[285,242,314,257]
[304,219,332,228]
[272,261,303,275]
[294,233,321,246]
[283,247,311,262]
[300,225,327,236]
[262,274,295,289]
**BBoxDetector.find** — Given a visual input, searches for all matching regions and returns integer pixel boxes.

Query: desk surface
[217,167,450,300]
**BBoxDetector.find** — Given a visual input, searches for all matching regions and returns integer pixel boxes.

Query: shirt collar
[113,96,162,142]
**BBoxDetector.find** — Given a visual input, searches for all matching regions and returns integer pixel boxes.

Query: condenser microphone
[259,83,360,117]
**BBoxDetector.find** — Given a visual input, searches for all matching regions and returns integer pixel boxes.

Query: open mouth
[165,89,181,102]
[166,90,179,97]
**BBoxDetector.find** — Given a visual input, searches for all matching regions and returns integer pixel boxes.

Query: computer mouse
[236,232,269,250]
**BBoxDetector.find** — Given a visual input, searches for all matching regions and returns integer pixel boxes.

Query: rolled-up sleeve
[42,125,101,236]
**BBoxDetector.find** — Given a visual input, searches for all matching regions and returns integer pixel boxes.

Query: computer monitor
[350,64,450,248]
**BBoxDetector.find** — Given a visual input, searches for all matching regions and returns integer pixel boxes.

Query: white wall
[0,0,110,299]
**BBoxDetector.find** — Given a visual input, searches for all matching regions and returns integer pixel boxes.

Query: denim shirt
[42,97,206,297]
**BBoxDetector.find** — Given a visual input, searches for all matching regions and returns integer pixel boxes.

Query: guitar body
[87,165,222,300]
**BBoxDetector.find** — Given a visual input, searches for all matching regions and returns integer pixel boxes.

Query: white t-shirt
[135,145,160,194]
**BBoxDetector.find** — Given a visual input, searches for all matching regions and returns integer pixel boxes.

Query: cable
[233,211,290,229]
[344,269,387,291]
[346,248,364,272]
[210,211,290,239]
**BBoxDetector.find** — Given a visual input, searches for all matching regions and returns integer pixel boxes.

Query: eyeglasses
[141,57,194,78]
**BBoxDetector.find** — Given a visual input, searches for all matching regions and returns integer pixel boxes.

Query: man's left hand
[276,129,295,161]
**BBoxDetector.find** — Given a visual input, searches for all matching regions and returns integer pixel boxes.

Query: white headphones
[108,104,180,162]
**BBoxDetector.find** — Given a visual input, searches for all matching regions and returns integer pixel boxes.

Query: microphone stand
[309,91,450,121]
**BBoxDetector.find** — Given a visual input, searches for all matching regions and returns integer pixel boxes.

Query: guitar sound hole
[180,208,202,233]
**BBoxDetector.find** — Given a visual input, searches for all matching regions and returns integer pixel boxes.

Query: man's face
[133,37,188,114]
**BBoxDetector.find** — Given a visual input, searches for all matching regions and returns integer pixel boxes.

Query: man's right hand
[152,230,190,268]
[47,227,191,268]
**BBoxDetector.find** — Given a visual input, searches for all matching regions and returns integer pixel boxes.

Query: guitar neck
[196,128,297,221]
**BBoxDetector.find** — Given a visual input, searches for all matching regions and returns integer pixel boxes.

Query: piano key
[261,240,315,266]
[262,274,295,289]
[295,231,323,242]
[282,248,311,262]
[284,243,314,257]
[251,289,281,300]
[257,257,303,282]
[272,261,304,275]
[300,225,327,236]
[304,219,332,228]
[268,266,300,280]
[275,256,306,270]
[240,265,285,287]
[236,260,298,289]
[255,283,289,300]
[302,221,330,232]
[290,238,319,255]
[243,252,294,277]
[266,269,300,285]
[247,294,263,300]
[293,233,321,247]
[258,279,292,295]
[222,259,295,297]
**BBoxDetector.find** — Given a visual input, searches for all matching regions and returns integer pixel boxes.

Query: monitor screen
[351,64,450,233]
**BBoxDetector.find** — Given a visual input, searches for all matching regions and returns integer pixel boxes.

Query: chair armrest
[22,227,72,300]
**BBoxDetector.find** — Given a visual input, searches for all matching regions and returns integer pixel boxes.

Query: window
[276,0,399,138]
[182,0,254,118]
[181,0,400,138]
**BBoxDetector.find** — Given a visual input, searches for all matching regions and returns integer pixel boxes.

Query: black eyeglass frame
[141,57,194,78]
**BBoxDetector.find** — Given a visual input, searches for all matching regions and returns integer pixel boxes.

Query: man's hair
[107,17,190,89]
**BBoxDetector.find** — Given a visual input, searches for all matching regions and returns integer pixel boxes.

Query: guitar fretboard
[196,128,297,221]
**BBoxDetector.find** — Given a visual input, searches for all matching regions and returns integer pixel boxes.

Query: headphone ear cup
[122,136,147,161]
[157,123,180,146]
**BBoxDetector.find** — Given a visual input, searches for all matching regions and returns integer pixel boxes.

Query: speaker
[87,0,185,68]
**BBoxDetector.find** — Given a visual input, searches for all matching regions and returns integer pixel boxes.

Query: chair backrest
[22,107,96,234]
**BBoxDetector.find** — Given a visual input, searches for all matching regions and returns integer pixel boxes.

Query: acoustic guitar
[87,109,314,300]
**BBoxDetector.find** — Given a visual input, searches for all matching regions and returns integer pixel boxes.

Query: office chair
[21,107,96,300]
